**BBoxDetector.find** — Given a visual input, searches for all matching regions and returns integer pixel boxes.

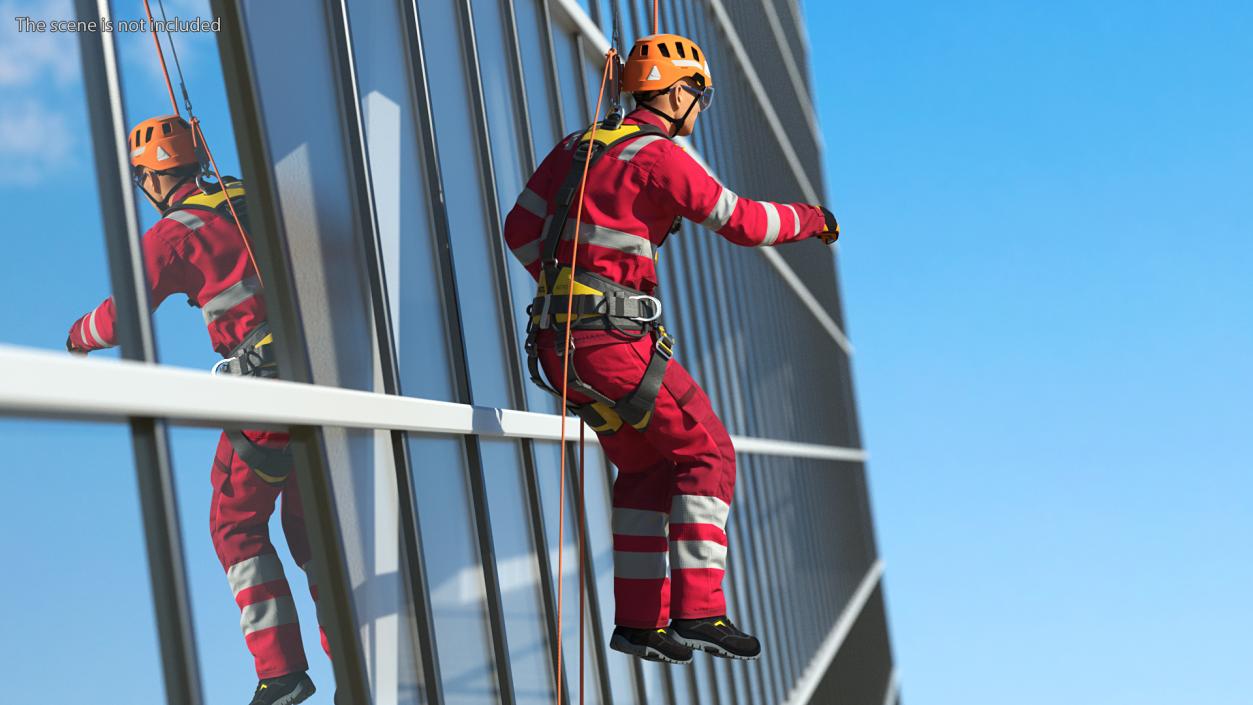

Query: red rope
[556,46,616,705]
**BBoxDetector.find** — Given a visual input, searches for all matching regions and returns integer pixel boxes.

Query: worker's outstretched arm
[66,225,189,353]
[648,142,835,247]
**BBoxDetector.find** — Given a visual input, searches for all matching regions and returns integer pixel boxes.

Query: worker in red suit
[67,115,323,705]
[504,34,840,664]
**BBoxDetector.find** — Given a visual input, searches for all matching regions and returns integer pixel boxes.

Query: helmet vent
[658,43,670,58]
[162,122,172,135]
[641,44,649,57]
[675,42,687,58]
[145,126,154,142]
[692,48,700,62]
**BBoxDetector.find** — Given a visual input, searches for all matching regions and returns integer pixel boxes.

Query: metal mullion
[563,442,615,705]
[74,2,202,702]
[324,1,459,701]
[211,3,375,702]
[393,0,534,700]
[499,0,594,700]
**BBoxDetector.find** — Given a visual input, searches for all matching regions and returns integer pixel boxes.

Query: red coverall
[68,181,328,678]
[503,110,829,628]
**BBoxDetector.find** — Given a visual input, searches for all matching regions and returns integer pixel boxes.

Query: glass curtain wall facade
[1,0,895,704]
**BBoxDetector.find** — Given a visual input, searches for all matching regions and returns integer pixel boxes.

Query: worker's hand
[817,206,839,244]
[66,335,88,356]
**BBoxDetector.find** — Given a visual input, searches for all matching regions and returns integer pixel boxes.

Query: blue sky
[805,0,1253,703]
[1,0,1250,703]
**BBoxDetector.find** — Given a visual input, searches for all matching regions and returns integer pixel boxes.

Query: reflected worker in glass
[66,115,325,705]
[506,34,840,664]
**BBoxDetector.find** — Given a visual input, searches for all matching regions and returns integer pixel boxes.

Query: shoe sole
[609,633,692,665]
[268,680,316,705]
[671,633,761,662]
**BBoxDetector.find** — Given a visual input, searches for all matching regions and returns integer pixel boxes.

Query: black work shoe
[249,671,316,705]
[671,616,762,660]
[609,625,694,664]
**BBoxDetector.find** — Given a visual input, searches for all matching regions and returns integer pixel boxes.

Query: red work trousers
[539,330,737,629]
[210,430,330,679]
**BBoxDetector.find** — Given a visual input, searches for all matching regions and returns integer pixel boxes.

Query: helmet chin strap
[138,171,195,213]
[639,90,701,137]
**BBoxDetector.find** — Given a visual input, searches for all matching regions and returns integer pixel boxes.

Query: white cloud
[0,0,78,87]
[0,98,73,185]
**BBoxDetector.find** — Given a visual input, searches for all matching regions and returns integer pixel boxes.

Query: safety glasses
[680,83,715,111]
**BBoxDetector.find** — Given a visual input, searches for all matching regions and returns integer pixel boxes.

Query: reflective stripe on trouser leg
[210,431,309,678]
[669,494,730,619]
[609,462,675,628]
[537,335,736,626]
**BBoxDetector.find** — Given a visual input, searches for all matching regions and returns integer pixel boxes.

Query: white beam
[0,345,866,463]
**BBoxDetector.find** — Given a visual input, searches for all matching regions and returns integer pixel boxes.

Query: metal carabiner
[211,356,237,376]
[629,295,662,323]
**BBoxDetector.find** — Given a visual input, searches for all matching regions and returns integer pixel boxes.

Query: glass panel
[534,440,603,705]
[410,435,500,704]
[480,439,556,705]
[584,453,639,701]
[513,0,562,146]
[470,0,559,415]
[347,0,456,403]
[0,420,163,703]
[417,0,519,409]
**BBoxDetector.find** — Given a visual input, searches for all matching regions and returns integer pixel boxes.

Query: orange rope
[193,119,264,287]
[141,0,178,116]
[556,46,616,705]
[653,0,659,34]
[138,1,263,287]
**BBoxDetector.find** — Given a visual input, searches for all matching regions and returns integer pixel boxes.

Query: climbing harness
[523,122,677,435]
[139,0,291,483]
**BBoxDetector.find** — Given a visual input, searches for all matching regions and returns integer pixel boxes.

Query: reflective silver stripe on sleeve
[782,204,800,239]
[511,238,541,267]
[240,595,299,635]
[164,209,205,231]
[759,202,782,246]
[671,494,731,528]
[700,187,739,231]
[616,135,666,162]
[226,553,288,598]
[515,187,548,218]
[614,550,669,580]
[612,507,669,537]
[670,539,729,571]
[87,309,108,348]
[563,222,653,259]
[202,276,262,325]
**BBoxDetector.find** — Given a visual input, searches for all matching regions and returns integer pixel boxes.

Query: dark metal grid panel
[809,584,894,705]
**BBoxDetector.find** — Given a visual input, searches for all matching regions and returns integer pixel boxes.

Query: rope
[141,0,178,116]
[653,0,659,34]
[555,45,616,705]
[138,0,264,287]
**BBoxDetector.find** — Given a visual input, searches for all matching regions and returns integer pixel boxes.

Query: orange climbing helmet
[621,33,713,94]
[128,114,199,172]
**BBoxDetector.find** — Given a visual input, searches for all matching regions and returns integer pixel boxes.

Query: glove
[818,206,839,244]
[66,335,88,356]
